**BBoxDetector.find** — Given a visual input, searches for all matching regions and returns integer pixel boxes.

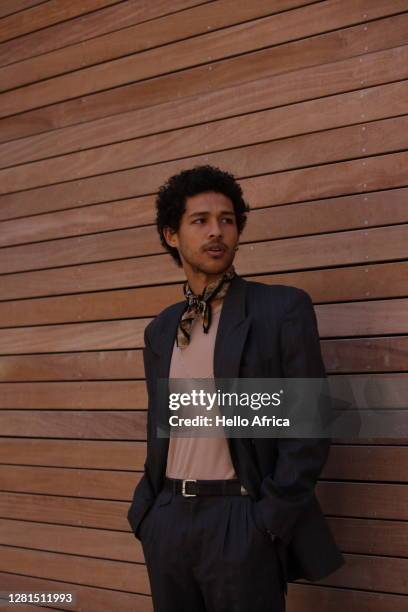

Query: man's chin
[188,261,232,276]
[181,250,236,276]
[202,258,234,274]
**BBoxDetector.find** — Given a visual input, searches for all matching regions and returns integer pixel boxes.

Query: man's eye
[193,218,205,224]
[222,217,234,223]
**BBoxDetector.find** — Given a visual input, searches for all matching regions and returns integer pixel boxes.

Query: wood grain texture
[0,262,407,325]
[0,446,406,497]
[0,0,315,91]
[0,482,407,526]
[1,11,407,141]
[0,571,153,611]
[1,147,407,220]
[1,223,407,299]
[1,103,408,194]
[0,515,407,559]
[0,0,407,607]
[2,549,383,600]
[0,0,123,44]
[0,45,406,163]
[0,0,48,20]
[0,334,406,382]
[1,185,407,270]
[1,571,407,611]
[1,1,407,117]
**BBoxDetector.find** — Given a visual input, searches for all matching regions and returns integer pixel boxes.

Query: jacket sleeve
[253,289,331,545]
[127,323,156,539]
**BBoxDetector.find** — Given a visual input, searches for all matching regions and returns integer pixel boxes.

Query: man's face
[164,191,239,276]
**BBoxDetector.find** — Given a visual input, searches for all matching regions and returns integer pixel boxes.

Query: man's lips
[205,244,226,253]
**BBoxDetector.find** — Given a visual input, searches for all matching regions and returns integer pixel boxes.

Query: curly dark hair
[155,164,250,266]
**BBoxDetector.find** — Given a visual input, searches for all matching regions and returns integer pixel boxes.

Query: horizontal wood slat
[0,572,153,612]
[1,515,407,562]
[0,0,406,117]
[1,43,406,163]
[315,553,408,594]
[1,146,407,221]
[2,108,408,195]
[0,491,132,530]
[0,0,47,20]
[0,335,405,382]
[0,223,407,299]
[0,447,406,500]
[330,517,408,557]
[2,572,408,612]
[0,411,146,438]
[0,439,146,469]
[16,410,408,446]
[318,482,408,520]
[0,195,152,244]
[288,583,408,611]
[5,545,406,597]
[1,187,407,274]
[0,0,210,68]
[0,545,149,595]
[0,381,147,407]
[1,183,407,253]
[0,5,406,125]
[0,465,136,499]
[0,517,145,563]
[0,482,406,527]
[0,320,148,352]
[0,297,407,354]
[322,446,408,482]
[1,10,407,142]
[1,440,405,474]
[317,299,408,336]
[0,306,407,364]
[0,263,407,326]
[0,351,146,380]
[323,336,408,372]
[0,1,406,607]
[0,0,123,44]
[0,0,316,92]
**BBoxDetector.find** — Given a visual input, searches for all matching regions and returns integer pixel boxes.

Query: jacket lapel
[213,275,253,477]
[213,275,251,378]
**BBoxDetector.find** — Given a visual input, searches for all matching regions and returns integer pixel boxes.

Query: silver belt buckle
[240,485,249,496]
[182,479,197,497]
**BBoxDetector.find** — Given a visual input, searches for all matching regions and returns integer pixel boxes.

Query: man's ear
[163,226,178,248]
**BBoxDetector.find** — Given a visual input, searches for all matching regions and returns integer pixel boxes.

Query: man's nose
[208,220,223,237]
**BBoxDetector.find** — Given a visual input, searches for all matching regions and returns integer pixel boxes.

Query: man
[127,165,344,611]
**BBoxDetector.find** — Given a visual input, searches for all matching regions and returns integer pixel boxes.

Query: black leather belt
[164,477,249,497]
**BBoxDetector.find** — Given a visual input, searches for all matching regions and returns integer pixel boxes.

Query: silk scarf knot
[176,266,236,348]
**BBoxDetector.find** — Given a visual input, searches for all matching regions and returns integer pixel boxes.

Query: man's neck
[184,265,233,296]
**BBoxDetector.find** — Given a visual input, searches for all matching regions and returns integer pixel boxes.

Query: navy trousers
[139,487,287,612]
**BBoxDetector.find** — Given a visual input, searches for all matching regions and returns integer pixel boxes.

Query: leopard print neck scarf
[176,266,236,348]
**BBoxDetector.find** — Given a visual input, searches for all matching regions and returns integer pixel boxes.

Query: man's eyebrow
[187,210,235,218]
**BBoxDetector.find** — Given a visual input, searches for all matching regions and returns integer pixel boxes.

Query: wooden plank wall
[0,0,407,610]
